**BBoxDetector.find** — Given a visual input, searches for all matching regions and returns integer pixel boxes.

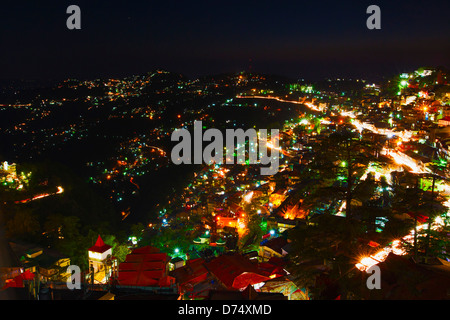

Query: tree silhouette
[5,208,40,240]
[390,169,448,261]
[305,128,383,218]
[288,214,366,299]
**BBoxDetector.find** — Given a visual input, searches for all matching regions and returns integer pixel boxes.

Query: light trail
[387,149,427,174]
[15,186,64,204]
[236,95,307,106]
[130,177,140,189]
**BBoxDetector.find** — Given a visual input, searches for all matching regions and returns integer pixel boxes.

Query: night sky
[1,0,449,82]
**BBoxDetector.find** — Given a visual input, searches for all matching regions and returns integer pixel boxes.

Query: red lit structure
[117,246,176,289]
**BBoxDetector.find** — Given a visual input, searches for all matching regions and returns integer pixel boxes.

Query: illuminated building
[269,189,287,209]
[88,235,117,284]
[216,216,238,229]
[8,242,71,288]
[258,237,289,262]
[1,161,17,183]
[438,116,450,127]
[1,161,32,191]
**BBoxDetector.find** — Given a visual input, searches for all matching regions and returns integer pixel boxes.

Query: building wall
[258,246,282,262]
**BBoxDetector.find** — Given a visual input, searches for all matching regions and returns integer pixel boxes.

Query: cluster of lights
[356,214,447,272]
[335,91,450,273]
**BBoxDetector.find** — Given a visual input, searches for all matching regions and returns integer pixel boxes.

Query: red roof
[232,272,271,290]
[206,254,269,290]
[2,270,35,289]
[117,246,174,287]
[88,235,112,253]
[258,257,287,278]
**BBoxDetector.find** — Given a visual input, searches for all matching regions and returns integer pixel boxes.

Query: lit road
[14,186,64,204]
[236,95,321,111]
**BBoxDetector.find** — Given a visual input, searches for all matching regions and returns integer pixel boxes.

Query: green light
[260,220,267,232]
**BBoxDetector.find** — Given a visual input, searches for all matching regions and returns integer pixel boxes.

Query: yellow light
[89,251,103,260]
[243,191,253,203]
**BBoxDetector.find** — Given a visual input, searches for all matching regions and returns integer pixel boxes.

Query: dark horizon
[1,1,449,83]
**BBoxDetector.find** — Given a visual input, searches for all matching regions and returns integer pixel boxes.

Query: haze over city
[1,0,449,82]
